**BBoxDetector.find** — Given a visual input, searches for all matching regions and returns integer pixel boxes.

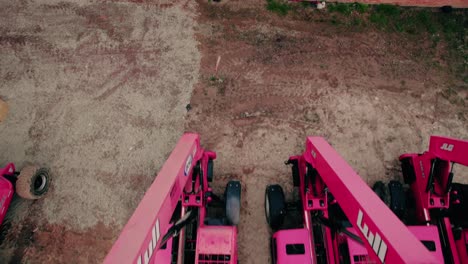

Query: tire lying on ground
[16,166,50,200]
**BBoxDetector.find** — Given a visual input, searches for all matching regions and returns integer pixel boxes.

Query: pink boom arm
[104,133,201,264]
[305,137,438,263]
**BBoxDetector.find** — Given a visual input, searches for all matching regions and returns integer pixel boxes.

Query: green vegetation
[301,1,312,8]
[322,2,464,37]
[266,0,291,16]
[265,1,466,80]
[328,3,352,15]
[327,2,369,15]
[354,3,369,14]
[375,4,400,17]
[369,12,387,28]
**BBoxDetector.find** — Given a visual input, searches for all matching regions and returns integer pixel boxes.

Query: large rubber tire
[400,158,416,185]
[207,159,214,183]
[16,166,50,200]
[388,180,406,220]
[265,184,285,230]
[225,181,241,226]
[372,181,390,206]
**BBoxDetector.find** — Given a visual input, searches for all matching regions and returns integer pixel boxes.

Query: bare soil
[188,2,467,263]
[0,0,466,263]
[0,0,200,262]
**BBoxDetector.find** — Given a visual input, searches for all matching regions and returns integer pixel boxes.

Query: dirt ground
[0,0,200,262]
[0,0,467,263]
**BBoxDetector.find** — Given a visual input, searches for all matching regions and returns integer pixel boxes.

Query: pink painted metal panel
[104,133,201,264]
[345,226,444,263]
[0,163,15,225]
[195,226,237,264]
[302,207,317,264]
[0,176,14,225]
[323,219,335,264]
[400,153,450,221]
[195,226,236,254]
[153,237,173,263]
[304,137,437,263]
[408,226,444,263]
[429,136,468,166]
[345,228,373,264]
[456,230,468,261]
[292,152,333,264]
[442,217,461,264]
[400,136,468,223]
[344,225,444,263]
[274,228,313,264]
[0,163,15,177]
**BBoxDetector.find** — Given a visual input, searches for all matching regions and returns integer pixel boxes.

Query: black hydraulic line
[305,163,311,195]
[158,208,199,250]
[436,218,455,264]
[426,159,437,193]
[445,162,455,194]
[191,163,199,194]
[314,214,364,246]
[198,162,204,193]
[311,168,319,197]
[340,229,364,245]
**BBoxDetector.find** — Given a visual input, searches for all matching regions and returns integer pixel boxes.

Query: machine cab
[271,228,313,264]
[195,226,238,264]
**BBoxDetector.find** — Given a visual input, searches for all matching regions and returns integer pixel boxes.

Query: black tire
[207,159,214,183]
[372,181,390,206]
[401,158,416,185]
[265,184,285,230]
[16,166,50,200]
[388,180,406,221]
[225,181,241,225]
[270,238,278,264]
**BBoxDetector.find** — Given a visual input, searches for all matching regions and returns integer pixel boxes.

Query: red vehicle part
[267,136,439,263]
[400,136,468,223]
[105,133,241,264]
[272,229,313,264]
[0,163,15,224]
[400,135,468,263]
[0,163,51,224]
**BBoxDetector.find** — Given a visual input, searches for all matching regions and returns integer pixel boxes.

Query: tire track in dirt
[0,0,200,262]
[189,2,467,263]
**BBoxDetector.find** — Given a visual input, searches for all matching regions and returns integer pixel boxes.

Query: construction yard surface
[0,0,466,263]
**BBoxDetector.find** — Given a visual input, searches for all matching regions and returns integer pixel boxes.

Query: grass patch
[300,1,311,8]
[331,3,466,80]
[266,0,291,16]
[374,4,400,17]
[369,4,401,30]
[354,3,369,14]
[328,2,369,15]
[331,15,340,25]
[370,12,388,28]
[438,12,465,41]
[273,1,466,80]
[393,10,440,34]
[328,3,352,15]
[351,16,364,26]
[416,11,437,33]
